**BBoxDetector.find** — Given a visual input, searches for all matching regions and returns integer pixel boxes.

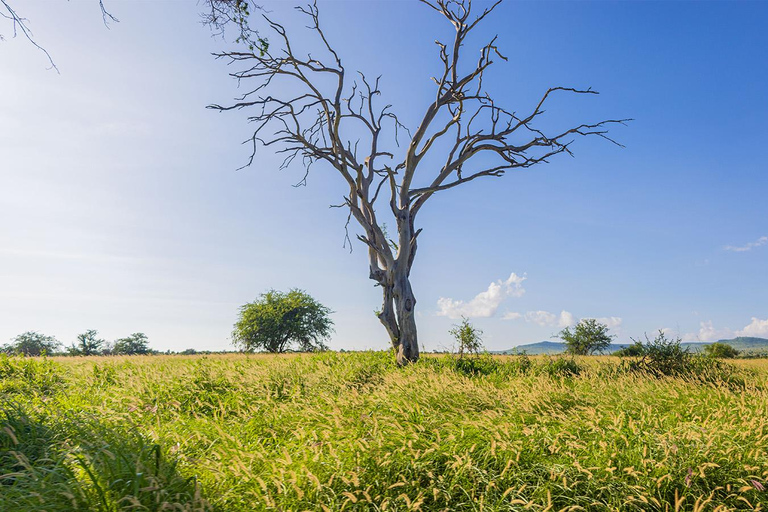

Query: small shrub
[704,342,739,359]
[613,341,645,357]
[623,331,691,377]
[449,317,484,357]
[619,331,745,386]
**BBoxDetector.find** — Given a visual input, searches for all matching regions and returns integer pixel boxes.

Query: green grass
[1,351,767,511]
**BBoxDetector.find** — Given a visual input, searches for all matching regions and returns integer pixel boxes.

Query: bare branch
[211,0,628,363]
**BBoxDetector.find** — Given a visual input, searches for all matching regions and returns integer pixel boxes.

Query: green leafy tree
[69,329,104,356]
[3,331,61,356]
[113,333,151,355]
[558,319,614,355]
[704,342,739,359]
[449,317,484,358]
[232,289,333,353]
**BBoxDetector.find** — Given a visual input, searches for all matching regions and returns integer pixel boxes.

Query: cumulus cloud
[502,311,522,320]
[523,310,576,328]
[724,236,767,252]
[685,320,734,342]
[436,273,526,319]
[593,316,623,329]
[558,311,576,328]
[524,310,557,326]
[737,317,768,337]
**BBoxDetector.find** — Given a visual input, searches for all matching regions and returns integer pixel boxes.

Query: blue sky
[1,1,766,352]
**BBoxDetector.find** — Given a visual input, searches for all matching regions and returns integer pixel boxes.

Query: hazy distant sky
[2,1,766,352]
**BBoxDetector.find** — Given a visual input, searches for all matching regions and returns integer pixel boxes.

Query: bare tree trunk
[376,206,421,365]
[393,269,419,365]
[377,273,419,366]
[209,1,627,368]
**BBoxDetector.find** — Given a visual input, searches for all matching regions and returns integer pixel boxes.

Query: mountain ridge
[493,336,768,355]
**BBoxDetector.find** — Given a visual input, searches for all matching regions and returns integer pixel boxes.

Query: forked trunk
[393,274,419,365]
[377,266,419,366]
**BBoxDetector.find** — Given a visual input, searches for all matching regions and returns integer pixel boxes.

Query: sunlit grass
[2,352,767,510]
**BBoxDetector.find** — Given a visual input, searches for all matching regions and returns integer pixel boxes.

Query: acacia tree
[558,319,614,355]
[232,289,333,353]
[209,0,627,365]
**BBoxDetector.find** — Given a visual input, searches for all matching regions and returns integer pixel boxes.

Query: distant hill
[494,341,566,355]
[717,337,768,352]
[495,337,768,355]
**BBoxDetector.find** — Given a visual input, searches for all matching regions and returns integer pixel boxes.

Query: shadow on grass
[0,405,210,512]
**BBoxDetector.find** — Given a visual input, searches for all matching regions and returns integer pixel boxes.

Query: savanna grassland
[2,352,767,511]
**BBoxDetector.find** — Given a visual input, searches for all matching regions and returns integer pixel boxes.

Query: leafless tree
[0,0,263,71]
[0,0,117,72]
[209,0,628,365]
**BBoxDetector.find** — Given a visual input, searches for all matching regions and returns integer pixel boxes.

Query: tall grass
[2,352,767,510]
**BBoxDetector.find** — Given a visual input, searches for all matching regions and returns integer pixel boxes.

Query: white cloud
[558,311,576,328]
[524,310,556,326]
[737,317,768,337]
[436,273,526,319]
[685,320,734,342]
[502,311,522,320]
[523,310,575,328]
[593,316,623,329]
[724,236,767,252]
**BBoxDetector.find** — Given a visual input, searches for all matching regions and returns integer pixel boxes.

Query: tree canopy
[113,333,151,355]
[558,319,614,355]
[69,329,104,356]
[2,331,61,356]
[232,289,333,353]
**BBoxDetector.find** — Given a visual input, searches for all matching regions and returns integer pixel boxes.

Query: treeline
[1,330,151,356]
[0,331,240,357]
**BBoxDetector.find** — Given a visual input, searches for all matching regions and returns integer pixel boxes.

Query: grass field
[2,352,767,511]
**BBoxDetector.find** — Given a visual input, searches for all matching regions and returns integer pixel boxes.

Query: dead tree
[209,0,628,365]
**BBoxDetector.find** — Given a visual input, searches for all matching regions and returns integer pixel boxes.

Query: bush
[613,341,645,357]
[704,342,739,359]
[620,331,691,377]
[558,319,614,355]
[448,317,484,357]
[618,331,744,386]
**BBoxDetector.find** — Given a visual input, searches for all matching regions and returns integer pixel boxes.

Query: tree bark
[393,270,419,365]
[377,273,419,366]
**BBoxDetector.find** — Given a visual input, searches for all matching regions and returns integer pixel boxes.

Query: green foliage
[0,354,63,396]
[617,331,746,387]
[613,340,645,357]
[113,332,151,355]
[232,289,333,353]
[619,331,691,376]
[69,329,104,356]
[2,331,61,356]
[704,342,740,359]
[558,318,614,355]
[448,316,484,357]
